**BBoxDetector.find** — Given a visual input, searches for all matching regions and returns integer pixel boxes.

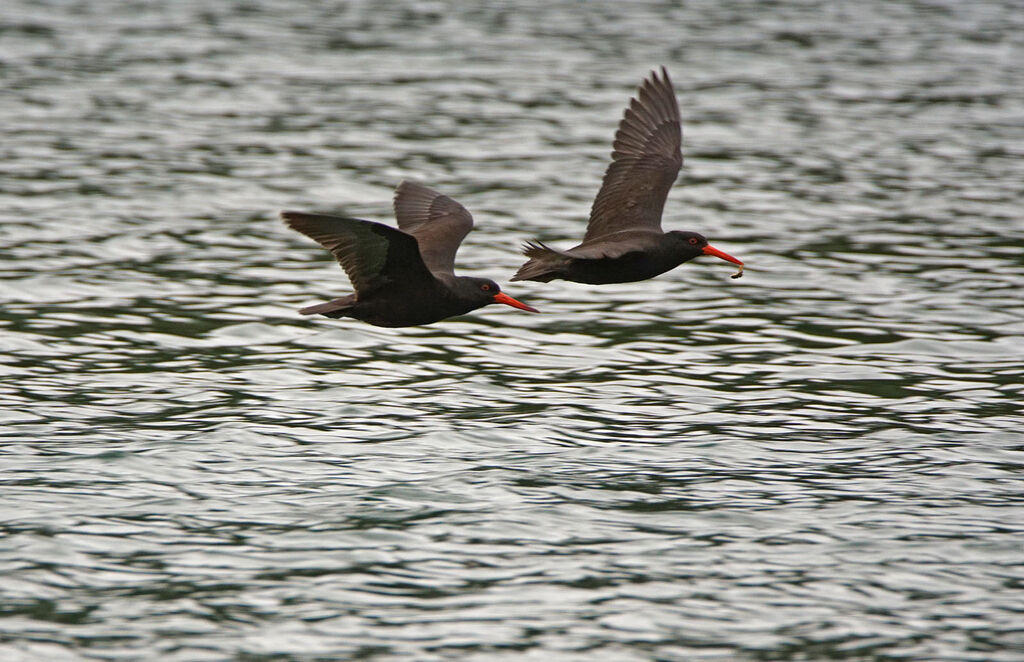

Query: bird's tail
[511,241,568,282]
[298,295,356,318]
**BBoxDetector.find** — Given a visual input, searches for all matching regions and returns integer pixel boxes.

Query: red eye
[481,283,491,291]
[688,237,699,245]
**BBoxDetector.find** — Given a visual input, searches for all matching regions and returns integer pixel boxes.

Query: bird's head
[465,278,539,312]
[669,231,744,275]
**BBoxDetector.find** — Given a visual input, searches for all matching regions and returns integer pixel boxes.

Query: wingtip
[645,65,673,88]
[393,180,407,203]
[393,179,445,209]
[394,179,428,194]
[282,210,321,229]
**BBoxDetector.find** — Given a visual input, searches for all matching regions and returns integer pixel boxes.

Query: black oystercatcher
[512,67,744,284]
[283,181,538,327]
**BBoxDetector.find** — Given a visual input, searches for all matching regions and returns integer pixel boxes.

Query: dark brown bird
[282,181,537,327]
[512,67,744,284]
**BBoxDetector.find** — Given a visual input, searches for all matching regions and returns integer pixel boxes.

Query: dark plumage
[283,181,537,327]
[512,67,743,284]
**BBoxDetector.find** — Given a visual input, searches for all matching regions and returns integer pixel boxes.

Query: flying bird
[512,67,744,284]
[283,181,538,327]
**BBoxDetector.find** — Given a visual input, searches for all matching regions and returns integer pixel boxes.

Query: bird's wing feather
[392,180,474,276]
[564,242,642,261]
[563,229,662,260]
[583,67,682,242]
[282,212,434,295]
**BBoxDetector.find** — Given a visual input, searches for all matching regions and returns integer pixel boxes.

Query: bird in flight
[283,181,538,327]
[512,67,744,285]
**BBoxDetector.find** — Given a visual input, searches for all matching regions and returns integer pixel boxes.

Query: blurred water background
[2,0,1023,660]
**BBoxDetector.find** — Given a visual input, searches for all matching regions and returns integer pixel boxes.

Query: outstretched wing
[281,212,434,295]
[392,180,474,276]
[583,67,682,242]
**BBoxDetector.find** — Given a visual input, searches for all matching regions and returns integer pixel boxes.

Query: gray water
[2,1,1024,660]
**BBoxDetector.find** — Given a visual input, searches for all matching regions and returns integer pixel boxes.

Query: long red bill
[702,245,744,266]
[492,292,539,313]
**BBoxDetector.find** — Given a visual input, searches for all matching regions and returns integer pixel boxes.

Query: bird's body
[517,230,714,284]
[299,272,511,328]
[512,67,743,284]
[283,181,537,327]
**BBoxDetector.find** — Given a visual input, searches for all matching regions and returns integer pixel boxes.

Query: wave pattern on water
[2,0,1024,660]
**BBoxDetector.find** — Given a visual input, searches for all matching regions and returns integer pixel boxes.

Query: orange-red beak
[702,245,743,266]
[492,292,539,312]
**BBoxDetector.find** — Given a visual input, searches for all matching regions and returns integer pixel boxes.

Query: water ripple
[3,0,1024,660]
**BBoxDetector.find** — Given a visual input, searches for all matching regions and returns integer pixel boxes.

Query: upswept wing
[584,67,682,242]
[392,180,474,276]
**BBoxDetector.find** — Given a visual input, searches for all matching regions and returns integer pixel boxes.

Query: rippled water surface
[3,1,1024,660]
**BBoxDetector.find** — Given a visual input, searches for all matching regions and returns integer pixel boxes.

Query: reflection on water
[2,0,1023,659]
